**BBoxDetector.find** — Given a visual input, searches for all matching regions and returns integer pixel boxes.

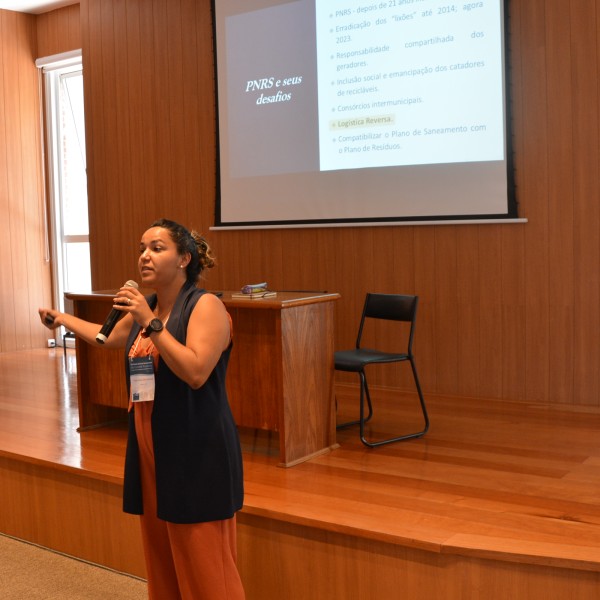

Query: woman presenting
[40,218,245,600]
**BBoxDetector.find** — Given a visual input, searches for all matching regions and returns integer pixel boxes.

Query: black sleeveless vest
[122,281,244,523]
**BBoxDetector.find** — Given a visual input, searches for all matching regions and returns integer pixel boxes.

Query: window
[37,50,91,344]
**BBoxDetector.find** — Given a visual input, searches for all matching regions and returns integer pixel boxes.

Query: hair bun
[191,230,215,270]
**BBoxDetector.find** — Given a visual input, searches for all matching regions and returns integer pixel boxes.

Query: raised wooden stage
[1,349,599,599]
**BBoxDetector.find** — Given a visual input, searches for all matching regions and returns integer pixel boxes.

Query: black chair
[335,293,429,447]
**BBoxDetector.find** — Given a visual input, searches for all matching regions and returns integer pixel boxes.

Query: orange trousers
[135,403,245,600]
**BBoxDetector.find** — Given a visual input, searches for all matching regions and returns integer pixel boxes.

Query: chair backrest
[356,293,419,353]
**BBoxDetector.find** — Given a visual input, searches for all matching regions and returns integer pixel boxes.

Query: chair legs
[354,360,430,448]
[336,373,373,430]
[63,331,75,358]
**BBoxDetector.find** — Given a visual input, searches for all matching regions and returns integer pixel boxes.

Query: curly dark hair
[150,218,215,283]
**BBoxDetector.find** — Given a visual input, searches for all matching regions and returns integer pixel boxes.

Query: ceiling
[0,1,76,14]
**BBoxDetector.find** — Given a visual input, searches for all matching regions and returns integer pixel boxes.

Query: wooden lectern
[65,290,340,467]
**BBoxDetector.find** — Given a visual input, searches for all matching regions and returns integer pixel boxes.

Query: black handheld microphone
[95,280,139,344]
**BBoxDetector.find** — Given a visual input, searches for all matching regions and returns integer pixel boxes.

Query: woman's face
[138,226,187,287]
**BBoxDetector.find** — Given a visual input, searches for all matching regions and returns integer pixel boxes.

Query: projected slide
[214,0,513,226]
[316,0,503,171]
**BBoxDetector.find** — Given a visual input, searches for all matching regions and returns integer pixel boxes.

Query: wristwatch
[141,318,164,338]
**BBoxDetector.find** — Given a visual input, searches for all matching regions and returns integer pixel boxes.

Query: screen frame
[211,0,518,229]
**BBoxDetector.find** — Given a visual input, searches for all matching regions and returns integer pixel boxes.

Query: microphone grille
[125,280,139,289]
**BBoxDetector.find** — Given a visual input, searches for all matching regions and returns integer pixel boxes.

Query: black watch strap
[141,318,164,338]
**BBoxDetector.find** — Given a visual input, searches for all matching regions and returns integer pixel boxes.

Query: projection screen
[212,0,516,228]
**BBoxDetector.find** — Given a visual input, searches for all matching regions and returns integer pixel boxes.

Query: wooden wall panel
[571,1,600,407]
[81,0,218,285]
[5,0,600,407]
[500,225,526,401]
[0,10,52,352]
[455,226,480,399]
[412,227,438,393]
[518,0,550,404]
[502,1,527,403]
[545,2,573,405]
[36,3,80,58]
[64,0,600,409]
[433,226,459,395]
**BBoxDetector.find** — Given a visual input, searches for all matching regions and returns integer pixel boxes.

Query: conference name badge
[129,355,155,402]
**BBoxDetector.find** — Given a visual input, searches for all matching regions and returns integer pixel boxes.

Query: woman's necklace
[155,304,172,323]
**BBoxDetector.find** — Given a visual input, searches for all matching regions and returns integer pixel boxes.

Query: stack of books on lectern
[231,291,277,300]
[232,282,276,300]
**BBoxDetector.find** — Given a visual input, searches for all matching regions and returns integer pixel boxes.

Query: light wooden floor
[1,349,599,598]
